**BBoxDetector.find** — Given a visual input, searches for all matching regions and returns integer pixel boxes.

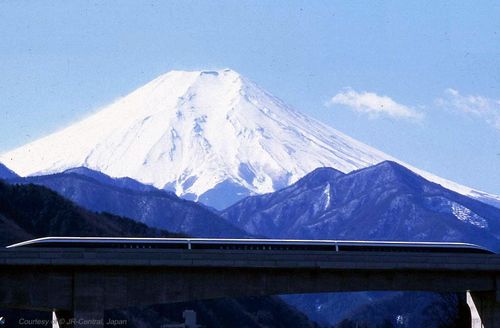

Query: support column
[468,291,500,328]
[53,310,74,328]
[73,272,105,328]
[467,292,483,328]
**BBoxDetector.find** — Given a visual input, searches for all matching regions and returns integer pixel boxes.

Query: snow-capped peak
[1,69,498,209]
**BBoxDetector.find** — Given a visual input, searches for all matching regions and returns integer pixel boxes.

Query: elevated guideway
[0,246,499,327]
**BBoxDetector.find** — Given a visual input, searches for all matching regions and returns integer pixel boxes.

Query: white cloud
[326,88,424,121]
[436,88,500,131]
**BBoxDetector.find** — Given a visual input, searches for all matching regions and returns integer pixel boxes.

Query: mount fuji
[1,69,498,209]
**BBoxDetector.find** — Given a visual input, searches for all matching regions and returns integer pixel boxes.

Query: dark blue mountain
[8,169,247,238]
[62,167,159,192]
[0,180,181,247]
[222,161,500,251]
[282,292,469,328]
[332,292,469,328]
[0,163,19,180]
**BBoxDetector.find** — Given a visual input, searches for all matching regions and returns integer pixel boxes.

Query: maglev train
[6,237,494,254]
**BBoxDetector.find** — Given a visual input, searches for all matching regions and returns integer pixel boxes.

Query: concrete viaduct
[0,247,499,327]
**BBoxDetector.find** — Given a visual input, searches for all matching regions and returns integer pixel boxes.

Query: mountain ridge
[0,69,498,209]
[221,160,500,251]
[0,180,182,247]
[7,167,248,238]
[0,163,19,180]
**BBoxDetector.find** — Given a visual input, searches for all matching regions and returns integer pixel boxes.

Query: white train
[6,237,494,254]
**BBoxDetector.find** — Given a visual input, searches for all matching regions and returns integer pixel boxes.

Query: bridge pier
[54,309,74,328]
[53,272,105,328]
[468,291,500,328]
[72,272,105,328]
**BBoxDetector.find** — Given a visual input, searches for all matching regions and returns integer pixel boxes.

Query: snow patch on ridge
[451,202,488,229]
[322,183,332,210]
[424,196,488,229]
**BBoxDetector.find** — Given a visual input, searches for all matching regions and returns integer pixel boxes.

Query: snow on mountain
[1,69,498,209]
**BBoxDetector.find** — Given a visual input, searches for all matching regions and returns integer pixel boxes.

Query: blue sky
[0,1,499,194]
